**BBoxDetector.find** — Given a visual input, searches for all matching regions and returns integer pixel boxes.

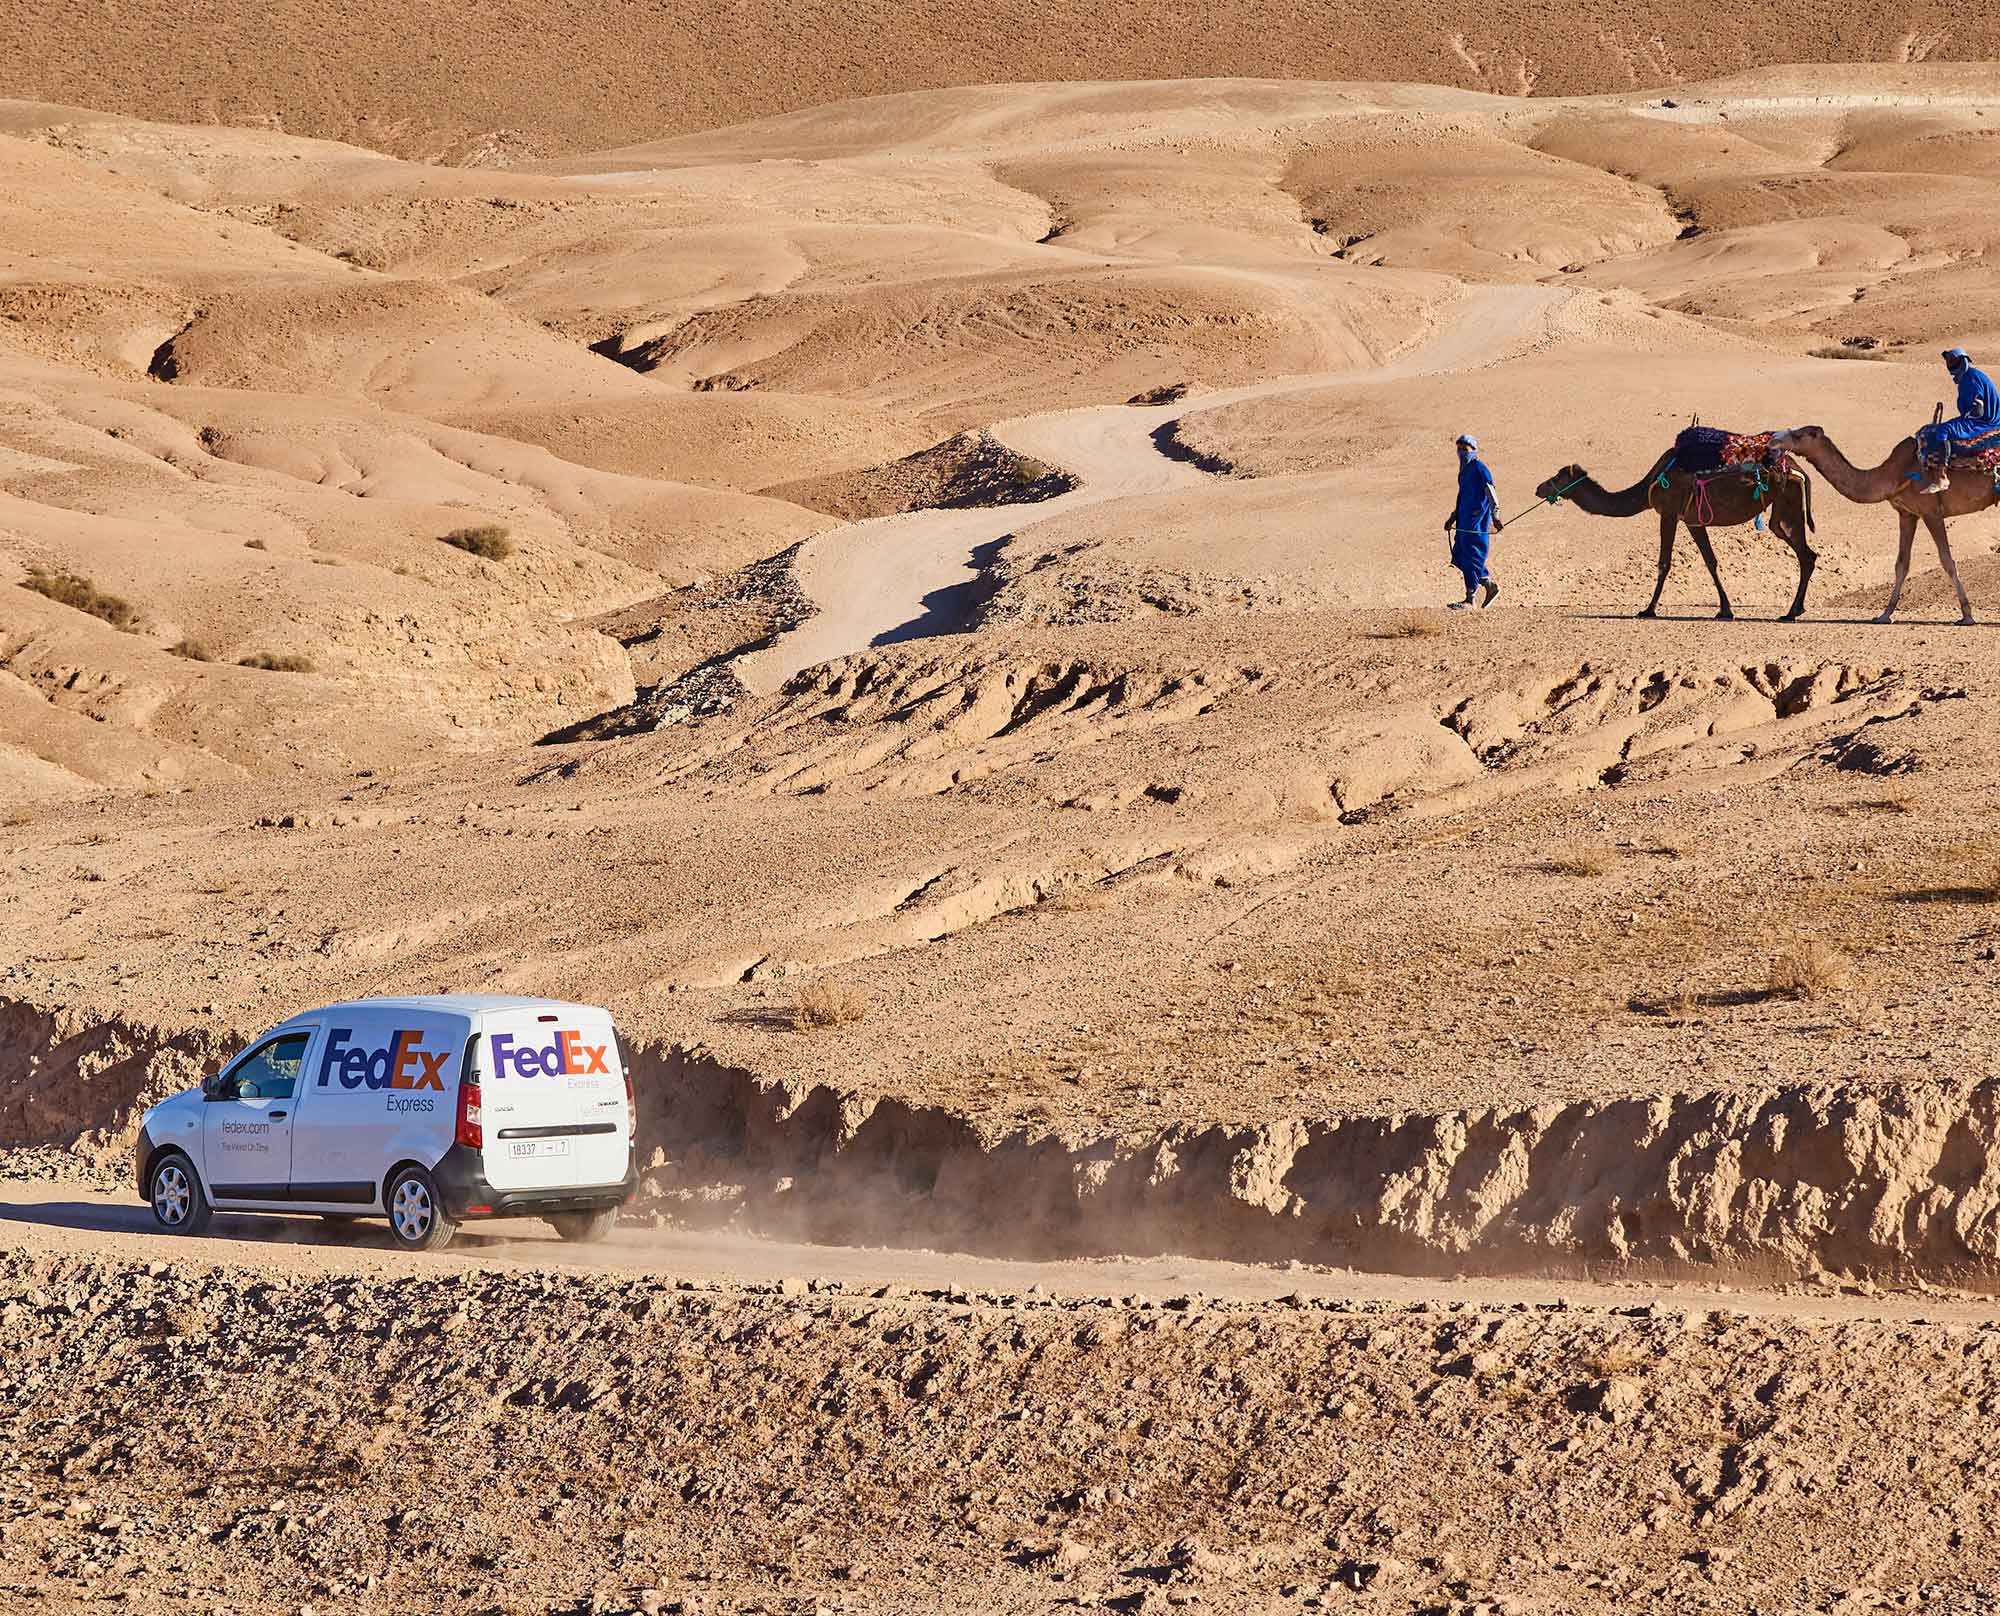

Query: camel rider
[1916,347,2000,494]
[1444,433,1503,609]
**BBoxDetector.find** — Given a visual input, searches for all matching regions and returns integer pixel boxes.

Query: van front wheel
[149,1151,211,1236]
[385,1166,457,1253]
[548,1208,619,1244]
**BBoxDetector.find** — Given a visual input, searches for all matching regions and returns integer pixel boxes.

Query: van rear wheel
[149,1151,211,1236]
[548,1208,618,1244]
[385,1166,457,1253]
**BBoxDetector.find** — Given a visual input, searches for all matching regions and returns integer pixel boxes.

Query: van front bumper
[133,1123,158,1197]
[431,1143,638,1220]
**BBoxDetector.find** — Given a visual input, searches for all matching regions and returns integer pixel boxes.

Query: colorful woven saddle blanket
[1954,440,2000,478]
[1944,424,2000,463]
[1673,425,1787,474]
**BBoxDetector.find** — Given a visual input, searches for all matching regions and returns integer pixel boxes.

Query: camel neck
[1793,435,1907,504]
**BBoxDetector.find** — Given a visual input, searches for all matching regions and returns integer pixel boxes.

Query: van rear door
[477,1007,624,1191]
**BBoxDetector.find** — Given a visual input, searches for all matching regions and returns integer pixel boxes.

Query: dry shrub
[441,524,514,560]
[20,568,138,630]
[1379,610,1443,640]
[1041,878,1113,913]
[794,977,870,1030]
[244,538,268,551]
[1810,345,1887,362]
[1944,840,2000,904]
[1825,795,1915,817]
[1547,842,1616,877]
[167,639,214,662]
[1627,987,1696,1019]
[239,652,315,673]
[1768,939,1854,1000]
[1582,1341,1648,1378]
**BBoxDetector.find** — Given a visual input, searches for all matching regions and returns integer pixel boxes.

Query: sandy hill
[2,2,1998,156]
[7,67,2000,1280]
[15,64,2000,1616]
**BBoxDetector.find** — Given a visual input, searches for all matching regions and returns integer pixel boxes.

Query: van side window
[221,1033,311,1100]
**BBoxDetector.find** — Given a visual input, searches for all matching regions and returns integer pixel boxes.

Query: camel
[1534,450,1817,621]
[1769,426,1996,625]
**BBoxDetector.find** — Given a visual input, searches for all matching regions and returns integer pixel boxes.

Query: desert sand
[9,54,2000,1613]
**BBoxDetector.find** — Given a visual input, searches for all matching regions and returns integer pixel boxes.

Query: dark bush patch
[440,524,514,560]
[19,569,138,630]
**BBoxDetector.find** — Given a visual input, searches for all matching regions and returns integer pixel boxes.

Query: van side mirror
[201,1073,229,1101]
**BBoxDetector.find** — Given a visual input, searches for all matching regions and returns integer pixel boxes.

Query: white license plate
[508,1138,570,1159]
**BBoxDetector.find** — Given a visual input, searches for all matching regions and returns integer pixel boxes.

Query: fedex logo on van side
[488,1030,609,1080]
[316,1028,450,1090]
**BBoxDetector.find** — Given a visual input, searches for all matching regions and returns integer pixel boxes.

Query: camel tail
[1801,468,1815,534]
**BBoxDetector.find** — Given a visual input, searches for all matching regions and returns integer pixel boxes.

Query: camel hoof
[1715,610,1735,622]
[1874,612,1896,625]
[1635,608,1657,621]
[1960,615,1978,627]
[1781,610,1804,622]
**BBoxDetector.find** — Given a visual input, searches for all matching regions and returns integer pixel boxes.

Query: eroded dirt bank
[16,998,2000,1285]
[7,1246,2000,1614]
[635,1046,2000,1282]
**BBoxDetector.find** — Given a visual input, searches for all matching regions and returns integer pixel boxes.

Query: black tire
[548,1208,619,1244]
[384,1165,457,1253]
[148,1151,211,1236]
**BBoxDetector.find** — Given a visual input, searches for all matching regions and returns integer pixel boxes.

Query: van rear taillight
[456,1079,483,1150]
[623,1067,635,1134]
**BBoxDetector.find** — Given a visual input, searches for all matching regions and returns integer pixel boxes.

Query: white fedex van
[133,996,636,1251]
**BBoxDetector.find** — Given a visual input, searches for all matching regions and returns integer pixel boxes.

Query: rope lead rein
[1497,471,1589,531]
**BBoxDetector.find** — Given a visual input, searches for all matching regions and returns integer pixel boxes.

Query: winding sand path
[734,282,1569,694]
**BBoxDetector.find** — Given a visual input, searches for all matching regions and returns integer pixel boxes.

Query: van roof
[277,994,610,1024]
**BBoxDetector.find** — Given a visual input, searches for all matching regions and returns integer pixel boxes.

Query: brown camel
[1534,451,1818,621]
[1770,426,1994,625]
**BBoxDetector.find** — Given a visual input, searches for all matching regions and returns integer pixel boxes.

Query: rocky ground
[10,1239,2000,1615]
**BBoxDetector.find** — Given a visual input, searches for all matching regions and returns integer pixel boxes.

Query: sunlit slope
[2,0,1997,156]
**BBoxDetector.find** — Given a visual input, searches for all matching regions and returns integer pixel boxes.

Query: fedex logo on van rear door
[489,1030,608,1080]
[317,1028,450,1090]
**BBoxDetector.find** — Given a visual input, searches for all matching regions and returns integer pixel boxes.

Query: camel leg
[1923,508,1975,625]
[1877,509,1917,623]
[1637,506,1674,619]
[1686,525,1732,620]
[1775,502,1816,621]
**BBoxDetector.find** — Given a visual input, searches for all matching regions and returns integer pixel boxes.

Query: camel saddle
[1921,423,2000,484]
[1673,424,1790,475]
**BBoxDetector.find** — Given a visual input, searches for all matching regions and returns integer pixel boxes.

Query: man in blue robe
[1917,347,2000,493]
[1443,433,1503,608]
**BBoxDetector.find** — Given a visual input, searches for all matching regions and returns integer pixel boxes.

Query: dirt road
[6,1178,1988,1325]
